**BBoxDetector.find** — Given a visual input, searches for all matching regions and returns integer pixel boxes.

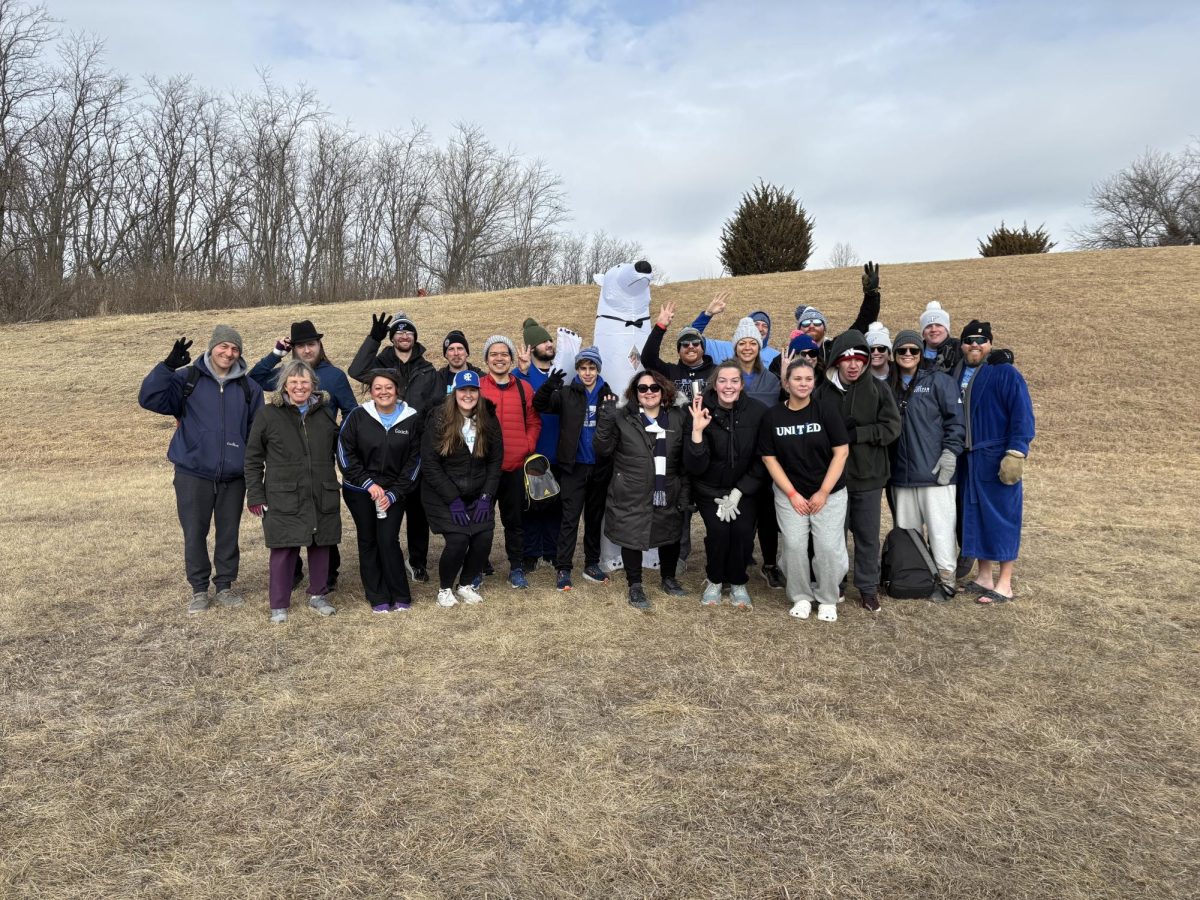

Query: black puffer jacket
[348,335,441,417]
[244,392,342,549]
[420,403,504,536]
[533,375,618,470]
[683,392,767,501]
[594,400,690,550]
[336,400,422,503]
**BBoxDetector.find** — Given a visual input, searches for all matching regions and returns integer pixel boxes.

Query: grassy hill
[2,247,1197,897]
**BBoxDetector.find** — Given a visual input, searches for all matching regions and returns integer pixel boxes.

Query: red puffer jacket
[480,374,541,471]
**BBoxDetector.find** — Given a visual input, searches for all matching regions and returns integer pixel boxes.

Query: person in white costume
[591,260,659,572]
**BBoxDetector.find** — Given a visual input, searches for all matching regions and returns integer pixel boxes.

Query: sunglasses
[869,347,889,354]
[678,340,703,349]
[962,336,990,345]
[797,350,819,359]
[799,319,824,328]
[636,383,662,394]
[895,347,921,357]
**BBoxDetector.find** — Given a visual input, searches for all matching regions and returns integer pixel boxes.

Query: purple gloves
[450,497,470,526]
[470,494,493,523]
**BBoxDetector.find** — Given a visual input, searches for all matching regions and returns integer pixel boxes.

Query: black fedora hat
[289,320,323,344]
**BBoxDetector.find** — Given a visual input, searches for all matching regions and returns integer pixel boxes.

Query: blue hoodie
[691,309,780,367]
[139,354,265,482]
[575,376,606,465]
[515,364,560,463]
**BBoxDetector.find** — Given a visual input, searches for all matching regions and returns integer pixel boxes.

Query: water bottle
[375,498,387,519]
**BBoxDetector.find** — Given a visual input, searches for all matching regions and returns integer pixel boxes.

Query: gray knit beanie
[483,334,516,359]
[893,329,922,352]
[208,324,243,353]
[732,316,762,348]
[675,326,703,347]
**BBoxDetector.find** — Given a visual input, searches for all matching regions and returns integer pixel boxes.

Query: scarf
[641,408,669,507]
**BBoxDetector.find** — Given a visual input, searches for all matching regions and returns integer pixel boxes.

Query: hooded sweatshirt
[691,309,780,367]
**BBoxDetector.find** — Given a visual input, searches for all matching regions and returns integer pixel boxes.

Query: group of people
[138,262,1035,624]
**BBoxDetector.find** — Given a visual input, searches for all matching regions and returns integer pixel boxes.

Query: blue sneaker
[556,569,572,592]
[509,568,529,589]
[582,564,609,584]
[470,573,484,590]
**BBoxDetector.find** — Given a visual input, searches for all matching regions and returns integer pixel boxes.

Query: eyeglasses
[678,340,703,349]
[799,319,824,328]
[636,383,662,394]
[797,350,819,359]
[962,336,989,346]
[895,347,921,357]
[869,347,889,355]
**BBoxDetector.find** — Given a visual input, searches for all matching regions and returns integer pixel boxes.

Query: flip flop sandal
[975,589,1013,604]
[963,580,991,594]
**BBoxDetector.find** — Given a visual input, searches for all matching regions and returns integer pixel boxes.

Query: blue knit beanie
[575,345,603,372]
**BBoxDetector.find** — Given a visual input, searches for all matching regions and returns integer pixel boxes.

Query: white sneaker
[269,608,288,624]
[789,600,811,619]
[456,583,483,605]
[701,580,722,606]
[817,603,838,622]
[436,588,457,608]
[730,584,752,608]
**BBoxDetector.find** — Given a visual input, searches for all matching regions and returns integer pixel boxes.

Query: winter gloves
[861,261,881,295]
[987,348,1014,366]
[164,337,193,369]
[370,312,393,342]
[999,450,1025,485]
[715,489,743,522]
[470,494,494,523]
[545,369,566,390]
[248,504,265,517]
[450,497,470,526]
[933,449,957,485]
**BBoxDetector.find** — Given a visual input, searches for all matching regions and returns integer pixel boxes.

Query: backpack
[880,527,942,599]
[523,453,560,505]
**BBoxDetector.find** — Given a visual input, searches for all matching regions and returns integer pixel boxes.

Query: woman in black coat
[593,369,690,610]
[244,359,341,624]
[684,361,767,608]
[337,369,422,613]
[420,370,503,607]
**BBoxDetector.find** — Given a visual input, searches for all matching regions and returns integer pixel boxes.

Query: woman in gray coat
[593,369,691,610]
[244,359,342,623]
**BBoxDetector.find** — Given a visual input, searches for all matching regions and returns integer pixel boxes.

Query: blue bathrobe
[961,363,1035,561]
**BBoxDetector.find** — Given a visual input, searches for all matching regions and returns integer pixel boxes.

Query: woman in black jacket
[244,360,341,624]
[420,370,504,607]
[337,369,422,613]
[684,361,767,608]
[593,369,690,610]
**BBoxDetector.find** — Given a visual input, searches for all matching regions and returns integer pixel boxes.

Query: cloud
[44,0,1200,277]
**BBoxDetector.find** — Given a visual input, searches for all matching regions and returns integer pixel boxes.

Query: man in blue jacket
[139,326,264,615]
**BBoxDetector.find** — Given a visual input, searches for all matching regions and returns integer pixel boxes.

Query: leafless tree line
[0,0,642,322]
[1073,143,1200,250]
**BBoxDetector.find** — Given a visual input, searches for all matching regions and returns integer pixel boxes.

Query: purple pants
[269,544,330,609]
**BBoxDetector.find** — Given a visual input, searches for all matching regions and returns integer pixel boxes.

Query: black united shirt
[756,399,849,497]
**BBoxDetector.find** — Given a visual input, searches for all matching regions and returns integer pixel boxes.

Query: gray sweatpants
[174,470,245,594]
[774,485,848,607]
[893,485,958,576]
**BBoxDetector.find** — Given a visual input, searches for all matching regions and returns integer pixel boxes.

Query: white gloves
[715,488,743,522]
[932,449,957,486]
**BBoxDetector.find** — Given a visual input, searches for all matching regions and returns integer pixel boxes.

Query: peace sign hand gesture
[656,300,677,330]
[705,291,731,317]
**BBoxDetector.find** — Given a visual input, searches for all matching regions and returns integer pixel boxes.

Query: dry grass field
[2,247,1198,898]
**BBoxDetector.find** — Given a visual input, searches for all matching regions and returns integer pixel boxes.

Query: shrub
[978,221,1056,257]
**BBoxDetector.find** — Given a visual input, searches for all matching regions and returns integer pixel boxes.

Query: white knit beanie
[732,316,762,348]
[920,301,950,331]
[483,334,516,358]
[865,321,891,349]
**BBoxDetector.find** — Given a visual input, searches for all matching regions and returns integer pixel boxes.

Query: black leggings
[621,543,681,586]
[438,530,494,589]
[697,494,758,586]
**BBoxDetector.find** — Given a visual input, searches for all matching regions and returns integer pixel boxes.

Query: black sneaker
[761,565,785,590]
[409,566,429,584]
[955,555,976,581]
[860,593,882,613]
[660,577,687,597]
[628,583,651,609]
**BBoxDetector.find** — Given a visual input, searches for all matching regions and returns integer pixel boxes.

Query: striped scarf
[641,408,669,507]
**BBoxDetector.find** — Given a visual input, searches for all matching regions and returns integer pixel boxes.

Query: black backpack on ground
[881,527,942,599]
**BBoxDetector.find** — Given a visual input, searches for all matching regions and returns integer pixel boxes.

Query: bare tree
[1072,145,1200,249]
[825,241,860,268]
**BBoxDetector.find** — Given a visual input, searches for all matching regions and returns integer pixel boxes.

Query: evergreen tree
[719,180,815,275]
[978,221,1056,257]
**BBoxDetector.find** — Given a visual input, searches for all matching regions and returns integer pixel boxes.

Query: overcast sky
[45,0,1200,281]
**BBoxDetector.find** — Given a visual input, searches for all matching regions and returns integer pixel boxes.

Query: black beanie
[443,330,469,357]
[960,320,993,343]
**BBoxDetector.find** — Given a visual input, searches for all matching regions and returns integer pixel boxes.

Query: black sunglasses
[677,339,703,349]
[869,346,889,354]
[636,383,662,394]
[797,350,818,359]
[962,336,990,345]
[895,347,921,357]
